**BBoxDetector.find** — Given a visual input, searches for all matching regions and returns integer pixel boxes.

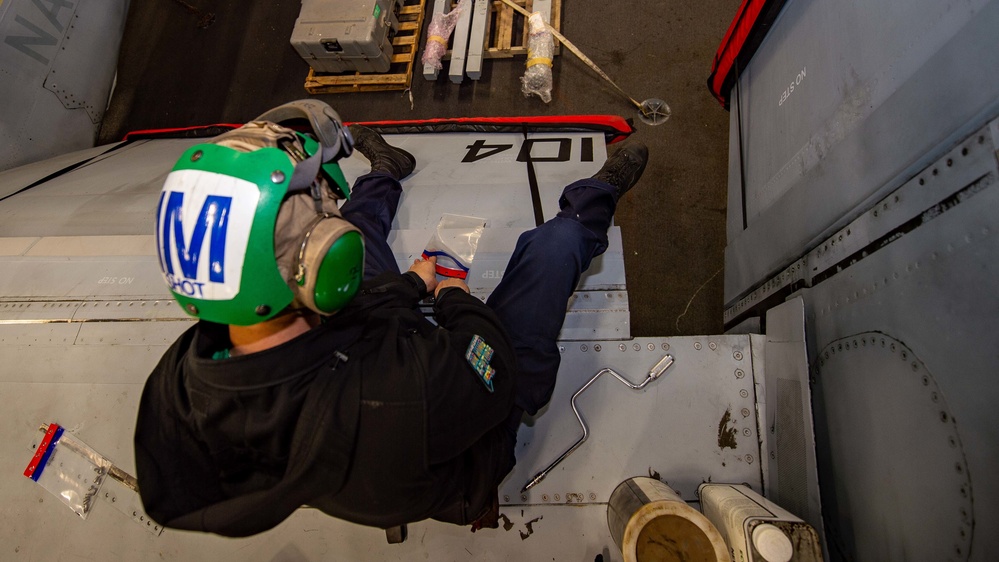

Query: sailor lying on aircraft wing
[134,99,649,536]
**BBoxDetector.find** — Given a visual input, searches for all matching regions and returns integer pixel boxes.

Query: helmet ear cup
[294,216,364,314]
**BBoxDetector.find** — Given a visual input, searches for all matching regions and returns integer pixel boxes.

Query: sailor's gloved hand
[408,256,439,294]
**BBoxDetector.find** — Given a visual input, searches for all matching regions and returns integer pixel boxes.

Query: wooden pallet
[438,0,562,61]
[481,0,562,59]
[304,0,428,94]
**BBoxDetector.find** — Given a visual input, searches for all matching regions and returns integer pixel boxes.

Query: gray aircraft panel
[723,116,999,559]
[0,131,627,338]
[0,234,626,339]
[0,323,81,348]
[0,299,84,321]
[2,132,606,237]
[816,333,974,562]
[0,237,39,256]
[0,226,624,295]
[738,0,990,222]
[798,176,999,559]
[0,342,171,385]
[508,336,763,504]
[2,445,622,562]
[0,139,197,237]
[73,321,193,347]
[0,336,763,561]
[41,0,128,124]
[22,234,155,257]
[0,143,123,200]
[802,128,997,285]
[724,119,999,325]
[71,299,189,322]
[0,255,166,300]
[558,300,630,341]
[340,132,607,229]
[1,194,166,237]
[724,0,999,304]
[0,0,129,171]
[9,139,191,197]
[761,298,822,537]
[0,130,659,559]
[747,333,769,487]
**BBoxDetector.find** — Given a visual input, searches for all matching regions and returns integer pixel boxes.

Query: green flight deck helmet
[155,100,365,326]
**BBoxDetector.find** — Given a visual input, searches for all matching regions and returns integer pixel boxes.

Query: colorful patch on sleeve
[465,335,497,392]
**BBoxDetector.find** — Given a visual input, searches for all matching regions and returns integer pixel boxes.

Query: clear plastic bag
[422,0,471,71]
[23,423,112,519]
[521,12,554,103]
[422,214,487,279]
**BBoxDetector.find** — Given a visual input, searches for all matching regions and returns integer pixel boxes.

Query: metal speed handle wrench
[521,354,675,492]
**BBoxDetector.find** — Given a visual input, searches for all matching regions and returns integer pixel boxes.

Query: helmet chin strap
[260,99,352,211]
[275,134,328,214]
[254,99,353,163]
[310,180,325,214]
[287,146,323,193]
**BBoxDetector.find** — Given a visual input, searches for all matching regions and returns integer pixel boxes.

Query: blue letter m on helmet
[158,191,233,283]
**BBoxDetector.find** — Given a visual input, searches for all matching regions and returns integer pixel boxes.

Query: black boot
[592,141,649,198]
[348,125,416,181]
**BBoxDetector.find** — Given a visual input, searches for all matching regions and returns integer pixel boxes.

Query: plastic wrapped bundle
[422,0,471,71]
[521,12,554,103]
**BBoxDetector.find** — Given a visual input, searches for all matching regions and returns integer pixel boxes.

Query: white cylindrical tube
[752,523,794,562]
[607,477,731,562]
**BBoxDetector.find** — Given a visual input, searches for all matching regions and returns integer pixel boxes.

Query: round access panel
[816,333,972,561]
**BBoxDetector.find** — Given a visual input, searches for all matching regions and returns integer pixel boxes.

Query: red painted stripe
[709,0,767,105]
[122,124,242,141]
[708,0,790,108]
[124,116,634,143]
[353,114,629,128]
[24,423,60,479]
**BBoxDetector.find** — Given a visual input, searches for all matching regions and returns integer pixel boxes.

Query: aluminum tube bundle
[422,0,471,71]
